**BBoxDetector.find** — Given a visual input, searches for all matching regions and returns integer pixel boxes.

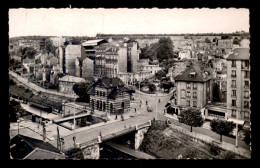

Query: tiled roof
[175,64,212,82]
[226,48,250,60]
[108,86,134,99]
[10,135,61,159]
[87,77,126,95]
[59,75,86,83]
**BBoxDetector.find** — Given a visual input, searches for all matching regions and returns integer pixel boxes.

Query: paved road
[9,71,77,99]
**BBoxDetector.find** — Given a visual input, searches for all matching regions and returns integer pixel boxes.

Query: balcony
[241,65,250,70]
[231,95,236,98]
[244,85,250,89]
[231,85,236,88]
[231,74,236,78]
[244,96,250,99]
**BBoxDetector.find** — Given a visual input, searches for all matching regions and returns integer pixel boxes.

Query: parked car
[147,106,153,112]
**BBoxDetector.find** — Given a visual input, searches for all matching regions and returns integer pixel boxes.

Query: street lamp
[155,92,158,121]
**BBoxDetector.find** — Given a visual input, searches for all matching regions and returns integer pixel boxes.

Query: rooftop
[175,64,212,82]
[82,39,107,46]
[226,48,250,60]
[59,75,86,83]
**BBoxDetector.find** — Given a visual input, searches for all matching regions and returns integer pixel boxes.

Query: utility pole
[156,92,158,120]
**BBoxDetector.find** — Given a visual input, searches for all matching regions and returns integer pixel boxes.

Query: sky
[9,8,249,38]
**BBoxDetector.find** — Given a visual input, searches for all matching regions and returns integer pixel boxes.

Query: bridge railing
[136,120,151,130]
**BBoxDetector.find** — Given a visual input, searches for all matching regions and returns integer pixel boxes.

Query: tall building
[226,48,250,126]
[94,39,139,77]
[65,45,83,76]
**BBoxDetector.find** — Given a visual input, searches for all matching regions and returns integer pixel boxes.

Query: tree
[155,70,167,80]
[212,82,221,102]
[210,119,235,142]
[233,37,241,45]
[73,82,92,102]
[221,34,232,40]
[45,39,55,54]
[205,37,211,43]
[156,37,174,63]
[139,46,149,59]
[179,108,204,132]
[243,128,251,145]
[148,83,156,93]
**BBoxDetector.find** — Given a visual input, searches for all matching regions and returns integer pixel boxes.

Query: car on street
[147,106,153,112]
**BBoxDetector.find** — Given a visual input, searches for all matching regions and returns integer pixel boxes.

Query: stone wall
[82,143,100,159]
[134,127,149,150]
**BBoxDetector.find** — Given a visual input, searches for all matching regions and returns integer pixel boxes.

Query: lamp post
[155,92,158,121]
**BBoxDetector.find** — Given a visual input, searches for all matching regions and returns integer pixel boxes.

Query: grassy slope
[139,121,243,159]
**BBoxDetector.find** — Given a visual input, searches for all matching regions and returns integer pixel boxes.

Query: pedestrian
[146,101,148,105]
[135,108,136,113]
[115,115,117,120]
[159,99,161,103]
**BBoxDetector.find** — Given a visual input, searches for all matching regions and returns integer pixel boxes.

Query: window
[244,101,249,109]
[245,80,249,88]
[186,100,190,106]
[232,90,236,97]
[186,91,190,98]
[244,71,250,79]
[244,61,249,69]
[181,90,186,99]
[231,70,236,77]
[193,92,197,98]
[193,83,197,89]
[232,80,236,88]
[187,83,191,89]
[244,111,250,119]
[232,100,236,107]
[244,91,249,99]
[232,60,236,67]
[231,110,236,117]
[193,101,197,107]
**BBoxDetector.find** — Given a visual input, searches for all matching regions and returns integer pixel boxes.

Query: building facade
[65,45,82,76]
[87,77,133,115]
[226,48,250,125]
[171,64,213,115]
[58,75,86,95]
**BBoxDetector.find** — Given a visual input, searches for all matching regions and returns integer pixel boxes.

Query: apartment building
[226,48,250,126]
[169,63,213,116]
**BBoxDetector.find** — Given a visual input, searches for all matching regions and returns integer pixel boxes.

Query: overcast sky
[9,8,249,37]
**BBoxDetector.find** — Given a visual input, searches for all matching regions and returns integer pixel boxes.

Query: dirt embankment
[139,120,244,159]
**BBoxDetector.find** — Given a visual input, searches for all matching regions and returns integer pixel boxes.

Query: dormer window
[189,72,196,77]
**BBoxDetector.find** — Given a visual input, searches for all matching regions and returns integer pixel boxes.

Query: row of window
[231,99,250,107]
[95,90,107,97]
[231,60,249,69]
[186,82,197,89]
[186,100,197,107]
[232,90,250,98]
[231,80,250,88]
[231,70,250,78]
[231,110,250,119]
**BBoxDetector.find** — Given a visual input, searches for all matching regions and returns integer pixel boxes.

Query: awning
[227,118,245,125]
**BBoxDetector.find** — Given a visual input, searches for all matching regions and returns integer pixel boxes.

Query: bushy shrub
[223,151,236,159]
[209,144,220,156]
